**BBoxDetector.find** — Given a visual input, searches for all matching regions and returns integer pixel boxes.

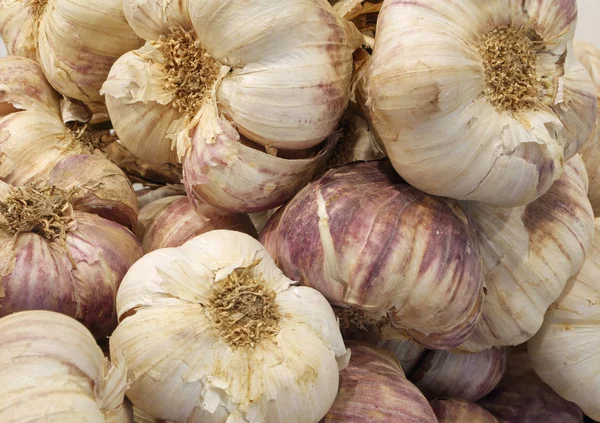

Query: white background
[0,2,597,55]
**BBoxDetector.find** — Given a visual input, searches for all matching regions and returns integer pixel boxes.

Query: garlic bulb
[321,343,437,423]
[430,399,498,423]
[0,176,143,339]
[459,155,594,352]
[480,347,584,422]
[183,129,340,213]
[0,0,142,116]
[410,348,508,402]
[528,218,600,420]
[574,41,600,215]
[261,160,484,349]
[102,0,362,165]
[109,230,349,423]
[0,56,99,185]
[0,310,131,423]
[137,195,256,252]
[377,339,426,376]
[362,0,598,207]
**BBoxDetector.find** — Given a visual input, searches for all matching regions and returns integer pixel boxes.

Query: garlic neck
[28,0,47,22]
[208,260,281,348]
[65,122,99,152]
[159,28,223,119]
[335,306,384,331]
[477,26,541,113]
[0,185,77,241]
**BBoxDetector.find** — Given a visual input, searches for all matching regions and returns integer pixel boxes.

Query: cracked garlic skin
[0,178,143,340]
[101,0,362,165]
[261,160,484,349]
[362,0,598,207]
[458,155,594,352]
[0,310,132,423]
[109,230,349,423]
[0,0,142,116]
[528,218,600,421]
[574,41,600,215]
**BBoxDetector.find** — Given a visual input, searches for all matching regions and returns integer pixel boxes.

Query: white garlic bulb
[574,40,600,215]
[459,155,594,352]
[110,230,349,423]
[362,0,598,207]
[0,310,131,423]
[101,0,362,164]
[0,0,142,116]
[528,218,600,421]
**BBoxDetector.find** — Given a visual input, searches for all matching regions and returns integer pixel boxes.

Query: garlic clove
[110,230,348,423]
[123,0,192,42]
[0,110,86,185]
[430,399,498,423]
[184,118,340,213]
[139,195,257,253]
[0,0,39,60]
[48,154,139,230]
[363,0,597,207]
[0,56,61,117]
[459,155,594,352]
[0,310,131,423]
[135,195,180,240]
[35,0,143,116]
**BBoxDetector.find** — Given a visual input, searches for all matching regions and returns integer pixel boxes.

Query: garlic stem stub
[363,0,598,206]
[0,177,143,339]
[430,399,498,423]
[260,160,484,349]
[137,195,257,253]
[110,230,349,423]
[528,218,600,421]
[0,0,143,117]
[459,155,594,352]
[0,310,132,423]
[320,343,437,422]
[102,0,362,165]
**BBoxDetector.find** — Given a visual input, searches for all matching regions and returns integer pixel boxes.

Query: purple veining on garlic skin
[261,160,484,349]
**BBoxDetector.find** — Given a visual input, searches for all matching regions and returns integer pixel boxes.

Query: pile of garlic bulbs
[1,0,600,421]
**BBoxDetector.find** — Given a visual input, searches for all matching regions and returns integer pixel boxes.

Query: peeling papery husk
[377,339,426,376]
[184,120,340,213]
[528,218,600,420]
[479,347,584,422]
[260,160,484,349]
[0,180,143,339]
[430,399,498,423]
[0,0,143,115]
[574,40,600,215]
[136,185,186,210]
[410,348,508,402]
[0,311,132,423]
[48,154,139,230]
[138,195,256,252]
[110,230,349,423]
[362,0,598,207]
[458,155,594,352]
[329,0,383,36]
[321,343,437,422]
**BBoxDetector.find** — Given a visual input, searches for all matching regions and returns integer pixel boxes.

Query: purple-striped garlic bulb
[0,158,143,339]
[321,343,437,422]
[261,160,484,349]
[137,195,256,253]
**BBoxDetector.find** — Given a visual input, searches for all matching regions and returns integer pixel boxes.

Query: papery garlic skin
[410,348,508,402]
[574,40,600,215]
[0,0,143,116]
[459,155,594,352]
[363,0,598,206]
[138,195,256,252]
[0,310,131,423]
[321,343,437,423]
[430,399,498,423]
[110,230,349,423]
[0,180,143,339]
[261,160,484,349]
[102,0,362,165]
[377,339,426,376]
[528,218,600,420]
[136,185,186,210]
